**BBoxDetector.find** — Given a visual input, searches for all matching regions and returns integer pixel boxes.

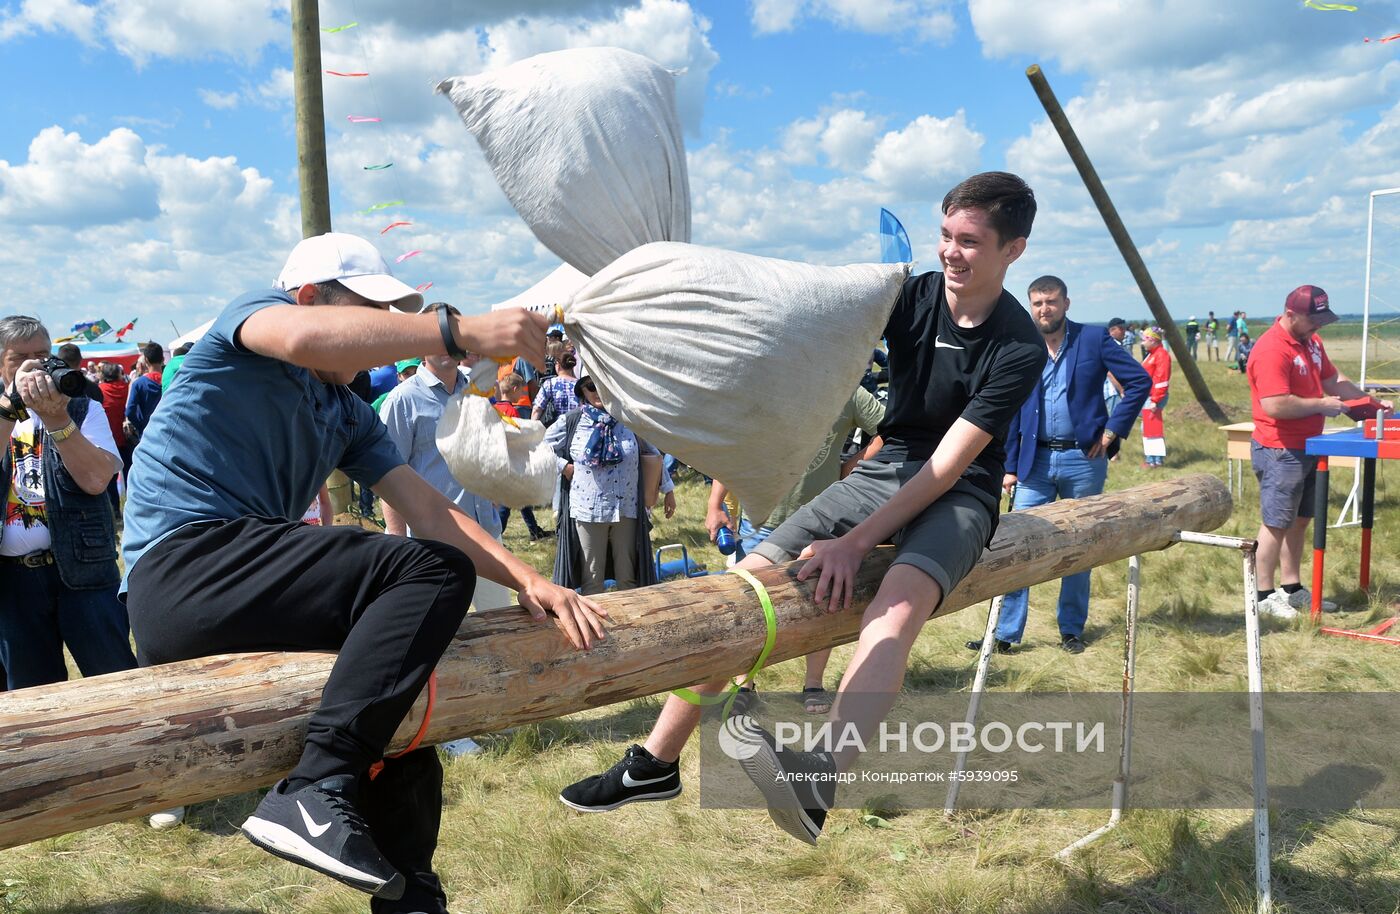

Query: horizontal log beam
[0,475,1231,849]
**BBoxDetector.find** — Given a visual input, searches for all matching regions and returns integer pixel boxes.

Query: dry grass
[4,353,1400,914]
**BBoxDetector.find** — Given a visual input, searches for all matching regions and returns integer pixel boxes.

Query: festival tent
[168,318,215,351]
[491,263,589,312]
[74,342,141,372]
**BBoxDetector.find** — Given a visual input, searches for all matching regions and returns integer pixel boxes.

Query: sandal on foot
[802,687,831,714]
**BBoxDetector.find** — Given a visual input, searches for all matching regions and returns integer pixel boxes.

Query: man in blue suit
[969,276,1150,654]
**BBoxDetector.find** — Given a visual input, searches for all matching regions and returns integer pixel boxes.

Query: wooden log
[0,475,1230,850]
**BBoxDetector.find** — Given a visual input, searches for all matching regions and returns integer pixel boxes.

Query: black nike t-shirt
[876,270,1045,508]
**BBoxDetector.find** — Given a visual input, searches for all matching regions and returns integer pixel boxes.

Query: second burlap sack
[437,47,690,276]
[560,241,909,525]
[436,393,556,509]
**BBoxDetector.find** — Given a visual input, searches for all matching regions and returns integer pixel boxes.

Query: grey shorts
[1251,440,1317,528]
[751,459,994,605]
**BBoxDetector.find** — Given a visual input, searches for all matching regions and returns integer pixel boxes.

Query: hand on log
[517,576,608,650]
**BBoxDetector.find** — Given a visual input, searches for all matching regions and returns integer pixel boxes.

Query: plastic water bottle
[715,525,737,556]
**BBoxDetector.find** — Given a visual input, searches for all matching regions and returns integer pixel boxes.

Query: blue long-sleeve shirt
[125,373,163,437]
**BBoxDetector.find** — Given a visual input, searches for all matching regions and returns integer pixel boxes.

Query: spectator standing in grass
[124,342,164,445]
[161,342,193,392]
[1140,327,1170,467]
[1246,285,1389,619]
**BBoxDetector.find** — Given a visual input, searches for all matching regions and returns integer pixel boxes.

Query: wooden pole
[0,475,1230,850]
[291,0,331,238]
[1025,65,1227,424]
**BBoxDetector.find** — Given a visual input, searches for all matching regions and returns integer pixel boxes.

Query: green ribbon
[671,567,778,720]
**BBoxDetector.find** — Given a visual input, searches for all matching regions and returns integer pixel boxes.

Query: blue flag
[879,208,912,263]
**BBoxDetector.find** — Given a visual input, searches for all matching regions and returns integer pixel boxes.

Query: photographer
[0,315,137,689]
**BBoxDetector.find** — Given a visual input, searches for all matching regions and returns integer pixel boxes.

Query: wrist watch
[1102,429,1117,442]
[48,420,78,443]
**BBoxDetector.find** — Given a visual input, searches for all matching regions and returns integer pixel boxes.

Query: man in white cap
[121,233,606,914]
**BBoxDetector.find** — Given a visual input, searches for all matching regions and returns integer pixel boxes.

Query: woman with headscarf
[546,375,671,594]
[1140,327,1171,467]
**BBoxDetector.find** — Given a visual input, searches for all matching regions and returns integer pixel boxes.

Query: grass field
[4,346,1399,914]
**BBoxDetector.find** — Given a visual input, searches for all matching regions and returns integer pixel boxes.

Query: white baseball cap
[275,232,424,313]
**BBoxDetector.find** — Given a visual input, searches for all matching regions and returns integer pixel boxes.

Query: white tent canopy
[168,318,215,351]
[492,263,589,314]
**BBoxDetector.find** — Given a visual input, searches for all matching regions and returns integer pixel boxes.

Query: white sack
[562,242,910,524]
[436,393,556,509]
[437,47,690,277]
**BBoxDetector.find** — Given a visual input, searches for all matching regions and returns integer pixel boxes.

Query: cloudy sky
[2,0,1399,341]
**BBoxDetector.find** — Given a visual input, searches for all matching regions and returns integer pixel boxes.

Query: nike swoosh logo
[934,337,965,350]
[622,770,675,788]
[298,800,332,838]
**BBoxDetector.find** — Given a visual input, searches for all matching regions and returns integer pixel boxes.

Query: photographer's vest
[0,396,120,590]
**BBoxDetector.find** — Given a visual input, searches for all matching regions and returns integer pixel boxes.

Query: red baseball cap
[1284,285,1338,327]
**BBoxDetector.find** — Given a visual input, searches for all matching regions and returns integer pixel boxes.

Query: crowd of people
[2,169,1389,913]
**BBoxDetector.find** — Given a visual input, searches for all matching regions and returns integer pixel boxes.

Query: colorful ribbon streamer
[363,163,393,170]
[361,201,404,214]
[380,221,412,234]
[395,250,423,264]
[322,22,358,32]
[1365,31,1400,41]
[1303,0,1357,10]
[347,115,381,123]
[325,70,369,77]
[415,282,433,292]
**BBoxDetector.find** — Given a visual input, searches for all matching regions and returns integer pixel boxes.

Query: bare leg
[643,552,776,763]
[828,565,942,772]
[804,649,832,690]
[1278,514,1311,587]
[1256,522,1286,592]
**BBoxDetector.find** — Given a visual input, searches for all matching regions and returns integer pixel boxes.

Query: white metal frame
[1338,186,1400,527]
[945,533,1272,914]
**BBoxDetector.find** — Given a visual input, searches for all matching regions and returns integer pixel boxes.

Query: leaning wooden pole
[0,476,1230,850]
[1026,65,1227,424]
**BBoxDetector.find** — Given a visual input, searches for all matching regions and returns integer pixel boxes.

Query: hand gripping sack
[559,242,910,524]
[436,393,556,509]
[437,47,690,276]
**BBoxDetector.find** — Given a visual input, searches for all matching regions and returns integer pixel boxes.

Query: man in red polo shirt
[1247,285,1391,618]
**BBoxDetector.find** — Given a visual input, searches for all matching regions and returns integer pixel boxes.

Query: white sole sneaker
[148,807,185,830]
[242,816,404,899]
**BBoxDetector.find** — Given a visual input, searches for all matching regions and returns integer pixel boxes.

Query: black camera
[7,356,87,409]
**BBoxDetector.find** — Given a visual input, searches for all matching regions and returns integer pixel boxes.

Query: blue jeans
[0,561,136,689]
[997,448,1109,643]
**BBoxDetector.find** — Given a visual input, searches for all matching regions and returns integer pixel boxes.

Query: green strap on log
[671,567,778,719]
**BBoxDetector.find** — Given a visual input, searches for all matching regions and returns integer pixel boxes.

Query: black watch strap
[438,306,467,360]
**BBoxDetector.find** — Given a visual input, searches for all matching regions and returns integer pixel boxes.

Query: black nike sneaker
[241,775,405,900]
[558,744,682,812]
[731,716,838,844]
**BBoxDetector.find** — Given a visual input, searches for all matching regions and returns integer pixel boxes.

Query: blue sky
[1,0,1398,342]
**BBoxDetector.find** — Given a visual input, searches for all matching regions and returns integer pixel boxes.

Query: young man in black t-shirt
[559,172,1045,844]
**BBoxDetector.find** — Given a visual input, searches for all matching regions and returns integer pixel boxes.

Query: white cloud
[101,0,285,65]
[751,0,802,33]
[0,0,97,43]
[0,127,159,227]
[820,109,881,171]
[864,111,983,199]
[0,125,298,338]
[198,89,241,110]
[751,0,955,41]
[317,0,625,35]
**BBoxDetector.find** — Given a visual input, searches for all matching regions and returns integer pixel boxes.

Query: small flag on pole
[879,208,913,264]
